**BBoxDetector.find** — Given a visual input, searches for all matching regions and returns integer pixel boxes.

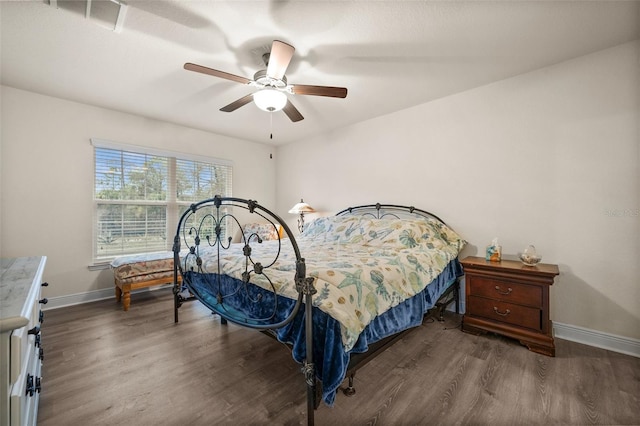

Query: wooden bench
[115,273,179,311]
[111,252,177,311]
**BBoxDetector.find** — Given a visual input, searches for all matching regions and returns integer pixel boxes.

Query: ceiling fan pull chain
[270,111,273,140]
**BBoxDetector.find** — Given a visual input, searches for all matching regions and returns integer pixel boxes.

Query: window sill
[88,262,112,271]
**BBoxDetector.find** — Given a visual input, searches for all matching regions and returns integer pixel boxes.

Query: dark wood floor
[38,288,639,425]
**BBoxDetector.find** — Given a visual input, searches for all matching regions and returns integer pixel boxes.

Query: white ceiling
[2,1,639,145]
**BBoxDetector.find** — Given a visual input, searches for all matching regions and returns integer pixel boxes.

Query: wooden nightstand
[461,256,559,356]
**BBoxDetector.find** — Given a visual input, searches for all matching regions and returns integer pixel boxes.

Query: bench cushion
[111,252,174,285]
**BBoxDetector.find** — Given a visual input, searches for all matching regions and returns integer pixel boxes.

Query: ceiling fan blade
[184,63,251,85]
[220,94,254,112]
[266,40,295,80]
[282,100,304,122]
[291,84,347,98]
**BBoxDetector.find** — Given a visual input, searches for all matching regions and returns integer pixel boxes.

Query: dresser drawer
[10,283,42,383]
[468,276,542,307]
[467,296,542,331]
[10,345,42,426]
[1,256,48,426]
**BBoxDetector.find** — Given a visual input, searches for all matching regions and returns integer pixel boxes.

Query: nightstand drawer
[467,296,542,331]
[468,276,542,307]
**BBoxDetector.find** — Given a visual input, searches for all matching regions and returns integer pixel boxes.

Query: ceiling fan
[184,40,348,122]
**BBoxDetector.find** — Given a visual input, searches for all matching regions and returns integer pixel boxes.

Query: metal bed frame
[172,197,460,425]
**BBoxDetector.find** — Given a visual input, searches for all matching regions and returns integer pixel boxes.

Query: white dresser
[1,257,48,426]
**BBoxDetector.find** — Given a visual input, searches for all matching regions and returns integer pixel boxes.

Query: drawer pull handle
[39,298,48,304]
[494,286,512,295]
[41,282,49,287]
[28,325,40,336]
[493,307,511,316]
[26,374,34,397]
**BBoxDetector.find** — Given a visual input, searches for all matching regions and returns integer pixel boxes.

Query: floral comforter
[190,214,466,351]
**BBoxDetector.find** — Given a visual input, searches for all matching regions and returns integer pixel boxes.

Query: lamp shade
[288,199,315,214]
[253,88,287,112]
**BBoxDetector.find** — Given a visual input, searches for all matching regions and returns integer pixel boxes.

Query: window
[92,139,232,262]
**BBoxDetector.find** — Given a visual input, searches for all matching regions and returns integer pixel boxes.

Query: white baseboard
[553,321,640,358]
[43,284,173,311]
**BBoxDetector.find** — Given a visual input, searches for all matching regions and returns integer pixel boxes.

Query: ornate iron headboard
[336,202,447,225]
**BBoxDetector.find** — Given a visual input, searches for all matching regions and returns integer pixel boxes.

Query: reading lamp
[288,199,315,233]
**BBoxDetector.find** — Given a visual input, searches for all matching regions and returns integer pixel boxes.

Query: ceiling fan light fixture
[253,88,287,112]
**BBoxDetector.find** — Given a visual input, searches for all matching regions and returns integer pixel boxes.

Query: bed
[172,197,466,425]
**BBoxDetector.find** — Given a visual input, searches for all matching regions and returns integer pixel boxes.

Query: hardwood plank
[38,289,640,425]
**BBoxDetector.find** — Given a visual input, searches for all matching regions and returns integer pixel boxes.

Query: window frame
[91,138,233,264]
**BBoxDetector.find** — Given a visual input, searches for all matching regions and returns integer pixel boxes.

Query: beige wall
[276,41,640,341]
[0,86,277,298]
[2,40,638,343]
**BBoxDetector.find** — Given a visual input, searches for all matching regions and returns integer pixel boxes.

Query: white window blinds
[92,139,232,261]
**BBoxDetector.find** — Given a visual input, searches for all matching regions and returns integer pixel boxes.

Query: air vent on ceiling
[44,0,127,33]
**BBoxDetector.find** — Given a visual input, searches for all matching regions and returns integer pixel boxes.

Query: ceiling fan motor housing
[253,69,287,90]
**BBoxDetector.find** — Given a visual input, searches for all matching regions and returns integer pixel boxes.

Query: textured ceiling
[2,1,639,145]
